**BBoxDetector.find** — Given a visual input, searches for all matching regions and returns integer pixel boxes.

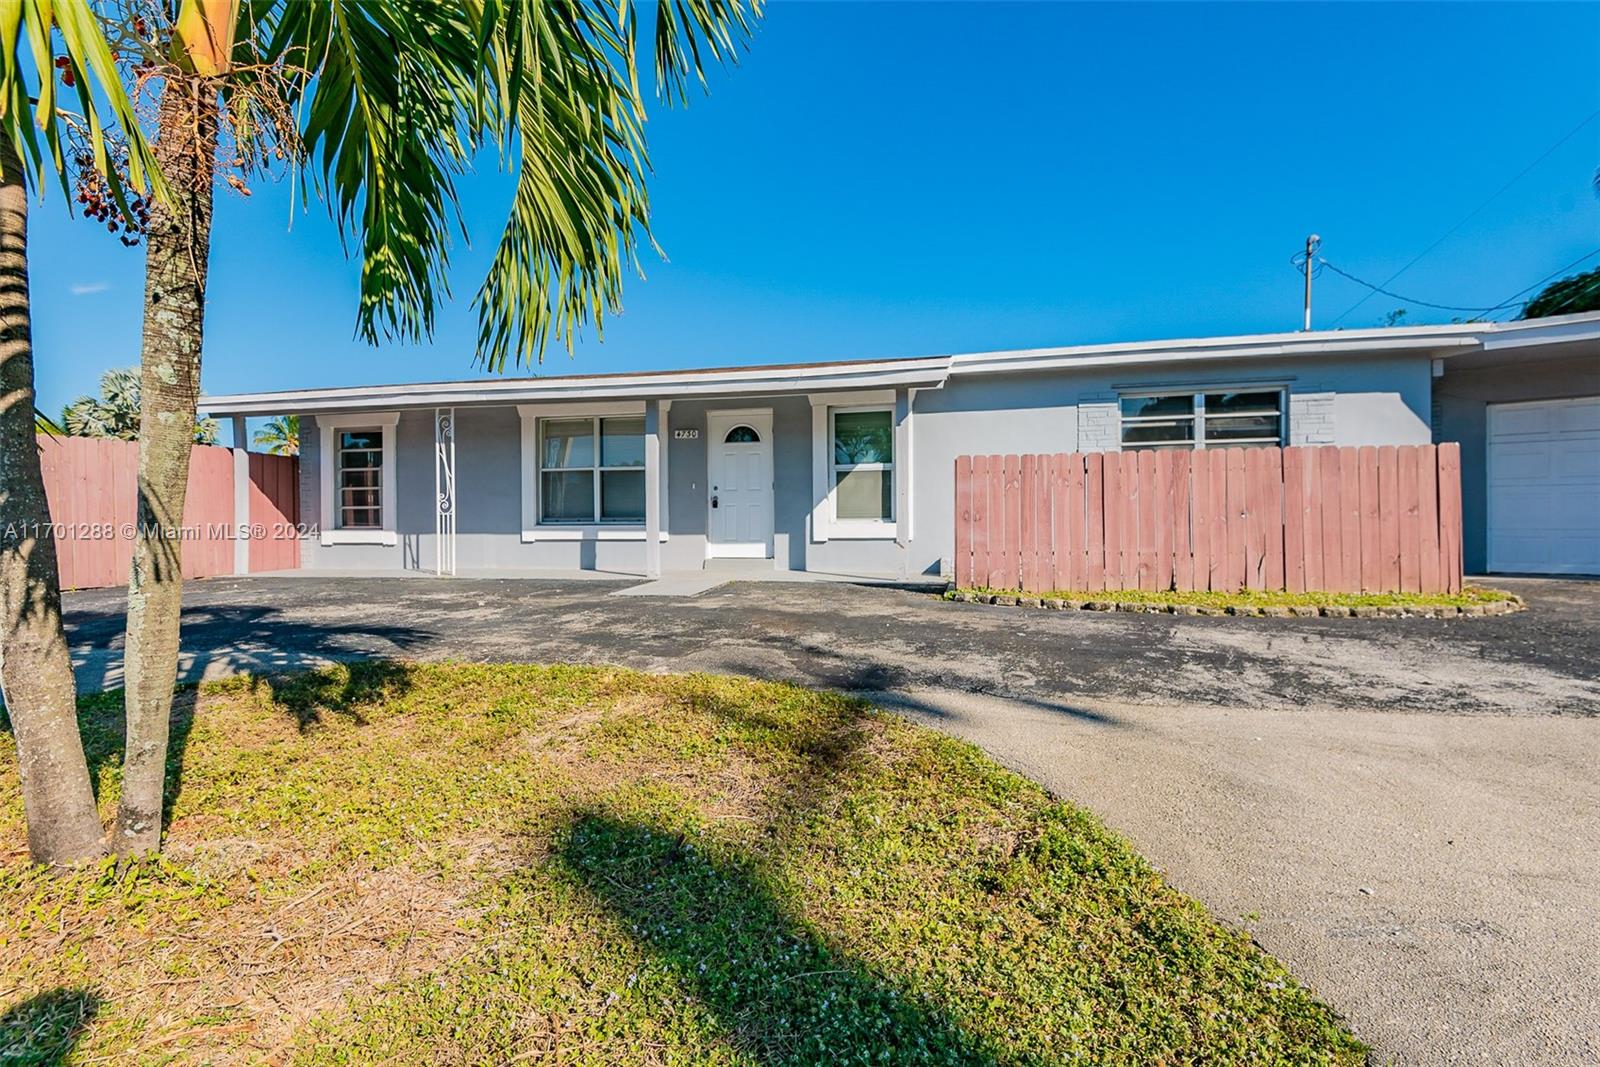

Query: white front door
[706,410,774,559]
[1487,396,1600,574]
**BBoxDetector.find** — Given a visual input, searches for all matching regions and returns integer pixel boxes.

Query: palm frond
[269,0,478,346]
[0,0,167,214]
[471,0,757,370]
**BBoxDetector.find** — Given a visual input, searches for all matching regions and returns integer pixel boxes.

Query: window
[724,425,761,443]
[1120,389,1284,450]
[319,412,398,546]
[336,429,384,528]
[538,415,645,523]
[830,408,893,522]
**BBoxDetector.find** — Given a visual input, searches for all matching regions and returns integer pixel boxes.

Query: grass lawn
[1,664,1363,1064]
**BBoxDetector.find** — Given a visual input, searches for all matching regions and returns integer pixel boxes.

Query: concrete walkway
[61,575,1600,1064]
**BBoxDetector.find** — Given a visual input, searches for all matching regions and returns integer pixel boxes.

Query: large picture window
[539,415,645,523]
[830,408,893,522]
[336,429,384,528]
[1120,389,1284,450]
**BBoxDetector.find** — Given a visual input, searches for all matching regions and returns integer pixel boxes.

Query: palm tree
[61,366,219,442]
[251,414,297,455]
[1,2,162,865]
[17,0,758,857]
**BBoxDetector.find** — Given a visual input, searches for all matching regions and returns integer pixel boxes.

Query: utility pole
[1302,234,1321,331]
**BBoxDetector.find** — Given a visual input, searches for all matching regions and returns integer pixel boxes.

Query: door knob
[711,495,719,509]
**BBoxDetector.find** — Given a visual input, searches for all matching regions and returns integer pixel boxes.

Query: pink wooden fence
[953,444,1463,595]
[36,435,301,591]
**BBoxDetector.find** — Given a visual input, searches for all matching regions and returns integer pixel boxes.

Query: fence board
[1120,453,1140,590]
[1136,450,1157,591]
[1438,443,1463,594]
[1224,449,1247,590]
[1020,456,1038,594]
[1263,448,1285,590]
[1207,450,1228,591]
[1418,444,1441,594]
[1063,454,1086,590]
[1317,446,1346,592]
[1101,452,1123,590]
[951,443,1463,596]
[1338,447,1361,595]
[1398,445,1422,593]
[1282,447,1305,593]
[984,455,1005,588]
[1171,452,1193,592]
[1358,447,1380,592]
[955,456,973,587]
[1244,448,1266,590]
[1377,446,1402,591]
[1086,453,1105,590]
[1191,450,1212,591]
[1003,455,1022,592]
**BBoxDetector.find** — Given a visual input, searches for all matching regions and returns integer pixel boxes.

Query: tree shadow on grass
[0,988,99,1065]
[557,812,1008,1066]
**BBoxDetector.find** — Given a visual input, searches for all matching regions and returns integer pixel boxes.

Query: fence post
[231,415,249,576]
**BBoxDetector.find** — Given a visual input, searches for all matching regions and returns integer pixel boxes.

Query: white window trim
[319,412,399,547]
[1118,386,1287,450]
[517,402,664,541]
[809,390,899,541]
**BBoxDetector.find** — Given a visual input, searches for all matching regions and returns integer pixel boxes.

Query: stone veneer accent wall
[1077,394,1121,453]
[1287,390,1334,446]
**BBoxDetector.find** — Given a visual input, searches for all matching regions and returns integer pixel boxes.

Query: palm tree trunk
[0,132,106,865]
[115,78,217,856]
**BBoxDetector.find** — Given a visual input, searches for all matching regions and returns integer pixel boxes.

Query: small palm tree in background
[251,414,297,456]
[60,367,218,443]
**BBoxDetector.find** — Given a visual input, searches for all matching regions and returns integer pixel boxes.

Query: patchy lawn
[1,664,1364,1064]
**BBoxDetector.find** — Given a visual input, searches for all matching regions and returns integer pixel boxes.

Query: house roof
[199,310,1600,417]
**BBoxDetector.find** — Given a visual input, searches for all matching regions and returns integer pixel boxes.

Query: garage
[1486,396,1600,574]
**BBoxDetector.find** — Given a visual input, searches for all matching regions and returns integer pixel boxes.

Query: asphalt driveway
[61,575,1600,1064]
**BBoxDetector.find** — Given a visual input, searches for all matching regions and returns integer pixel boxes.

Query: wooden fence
[953,444,1463,595]
[35,435,301,591]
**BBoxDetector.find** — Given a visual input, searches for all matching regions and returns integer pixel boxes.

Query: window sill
[321,529,398,547]
[522,527,669,543]
[821,522,897,540]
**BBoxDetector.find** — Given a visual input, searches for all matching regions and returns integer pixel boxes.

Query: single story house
[201,311,1600,580]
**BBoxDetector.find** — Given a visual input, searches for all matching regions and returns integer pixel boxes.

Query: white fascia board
[201,359,953,417]
[950,333,1486,377]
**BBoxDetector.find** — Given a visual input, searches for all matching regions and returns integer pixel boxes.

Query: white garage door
[1487,396,1600,574]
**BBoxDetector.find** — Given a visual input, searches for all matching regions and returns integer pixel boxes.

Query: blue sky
[27,2,1600,443]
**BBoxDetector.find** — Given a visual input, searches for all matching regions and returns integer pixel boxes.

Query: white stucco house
[200,312,1600,581]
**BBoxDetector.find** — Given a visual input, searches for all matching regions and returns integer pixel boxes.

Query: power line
[1312,247,1600,321]
[1329,107,1600,326]
[1475,247,1600,319]
[1317,260,1496,313]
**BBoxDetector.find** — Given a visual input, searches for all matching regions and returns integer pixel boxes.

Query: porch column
[231,415,249,576]
[644,399,662,578]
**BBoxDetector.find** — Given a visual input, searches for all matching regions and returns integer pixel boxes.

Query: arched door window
[724,425,761,444]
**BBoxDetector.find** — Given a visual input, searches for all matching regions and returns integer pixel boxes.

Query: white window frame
[809,390,899,541]
[1118,386,1287,450]
[517,403,666,542]
[319,412,399,546]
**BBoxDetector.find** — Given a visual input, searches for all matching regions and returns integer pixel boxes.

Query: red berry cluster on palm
[72,150,149,247]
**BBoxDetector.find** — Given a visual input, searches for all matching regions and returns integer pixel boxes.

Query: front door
[706,410,774,558]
